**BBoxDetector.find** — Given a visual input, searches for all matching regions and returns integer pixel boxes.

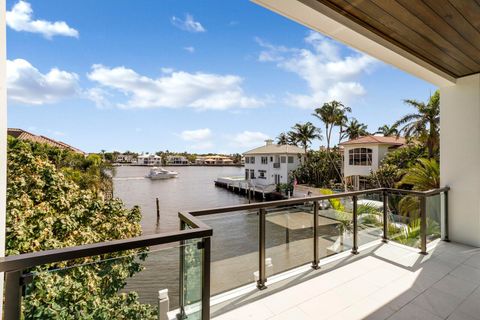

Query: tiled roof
[8,128,86,154]
[244,144,306,155]
[339,135,406,146]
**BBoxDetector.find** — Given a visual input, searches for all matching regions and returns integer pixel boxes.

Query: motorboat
[146,167,178,180]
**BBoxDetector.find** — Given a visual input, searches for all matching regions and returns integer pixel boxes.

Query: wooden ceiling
[311,0,480,79]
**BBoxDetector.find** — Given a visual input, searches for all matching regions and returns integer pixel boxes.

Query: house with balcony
[136,154,162,166]
[195,155,234,165]
[166,155,189,165]
[115,153,135,163]
[243,139,305,186]
[2,1,480,320]
[340,135,406,190]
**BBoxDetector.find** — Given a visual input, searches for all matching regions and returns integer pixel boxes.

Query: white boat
[146,167,178,180]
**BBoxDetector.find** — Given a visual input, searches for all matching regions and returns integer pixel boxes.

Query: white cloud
[184,46,195,53]
[7,58,79,105]
[257,31,378,109]
[231,131,270,149]
[161,67,175,74]
[171,14,206,33]
[180,128,212,141]
[179,128,213,151]
[7,1,78,39]
[84,87,112,108]
[87,64,263,110]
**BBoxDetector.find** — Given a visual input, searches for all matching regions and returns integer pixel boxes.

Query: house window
[250,157,255,164]
[245,157,250,164]
[259,170,266,179]
[288,156,294,163]
[348,148,372,166]
[245,169,249,180]
[250,170,255,179]
[270,156,273,162]
[281,156,286,163]
[261,156,268,164]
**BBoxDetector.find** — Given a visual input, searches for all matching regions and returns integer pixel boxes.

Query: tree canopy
[7,137,156,319]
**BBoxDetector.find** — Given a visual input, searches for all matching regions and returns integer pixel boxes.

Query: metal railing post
[257,208,267,290]
[420,196,428,255]
[178,220,186,319]
[382,190,388,243]
[443,190,450,242]
[312,201,320,269]
[352,195,359,255]
[4,270,22,320]
[201,237,211,320]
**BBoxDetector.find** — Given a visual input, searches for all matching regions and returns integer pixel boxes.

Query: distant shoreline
[113,163,244,167]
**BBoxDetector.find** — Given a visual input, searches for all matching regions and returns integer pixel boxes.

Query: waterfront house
[243,139,305,186]
[195,155,234,165]
[166,155,189,165]
[136,154,162,166]
[115,153,135,163]
[339,135,406,190]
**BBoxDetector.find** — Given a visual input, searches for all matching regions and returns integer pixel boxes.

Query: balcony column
[0,0,7,316]
[440,73,480,246]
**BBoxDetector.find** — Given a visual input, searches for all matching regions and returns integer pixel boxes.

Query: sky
[6,0,437,154]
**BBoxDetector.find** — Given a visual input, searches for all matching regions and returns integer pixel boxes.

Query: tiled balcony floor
[211,240,480,320]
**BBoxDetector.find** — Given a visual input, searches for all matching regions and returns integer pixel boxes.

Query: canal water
[113,165,248,234]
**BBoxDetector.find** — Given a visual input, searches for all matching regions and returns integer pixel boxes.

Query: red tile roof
[8,128,86,154]
[339,135,406,146]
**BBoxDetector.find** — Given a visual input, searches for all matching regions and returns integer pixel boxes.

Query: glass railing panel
[264,202,314,276]
[199,210,258,295]
[180,231,203,320]
[22,241,203,320]
[386,193,421,249]
[357,193,384,247]
[317,196,354,258]
[426,193,442,244]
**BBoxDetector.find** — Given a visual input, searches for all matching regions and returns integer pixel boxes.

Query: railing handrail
[0,186,449,320]
[0,186,449,273]
[0,212,212,273]
[188,187,450,216]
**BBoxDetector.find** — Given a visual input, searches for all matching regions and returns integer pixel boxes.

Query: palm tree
[341,118,369,140]
[312,100,351,150]
[376,124,398,136]
[394,91,439,158]
[397,158,440,191]
[289,122,321,154]
[276,132,291,145]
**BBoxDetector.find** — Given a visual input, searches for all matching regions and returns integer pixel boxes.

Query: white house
[115,153,135,163]
[243,140,305,186]
[166,155,189,165]
[339,135,406,190]
[137,154,162,166]
[195,156,234,165]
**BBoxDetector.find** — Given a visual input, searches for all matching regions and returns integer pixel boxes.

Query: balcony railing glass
[265,203,314,276]
[196,210,259,295]
[0,187,449,320]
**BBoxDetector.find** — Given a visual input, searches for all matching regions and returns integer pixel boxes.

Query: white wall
[441,74,480,246]
[244,154,302,185]
[343,145,379,177]
[0,0,6,315]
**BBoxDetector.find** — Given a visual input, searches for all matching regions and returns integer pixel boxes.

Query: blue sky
[6,0,437,154]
